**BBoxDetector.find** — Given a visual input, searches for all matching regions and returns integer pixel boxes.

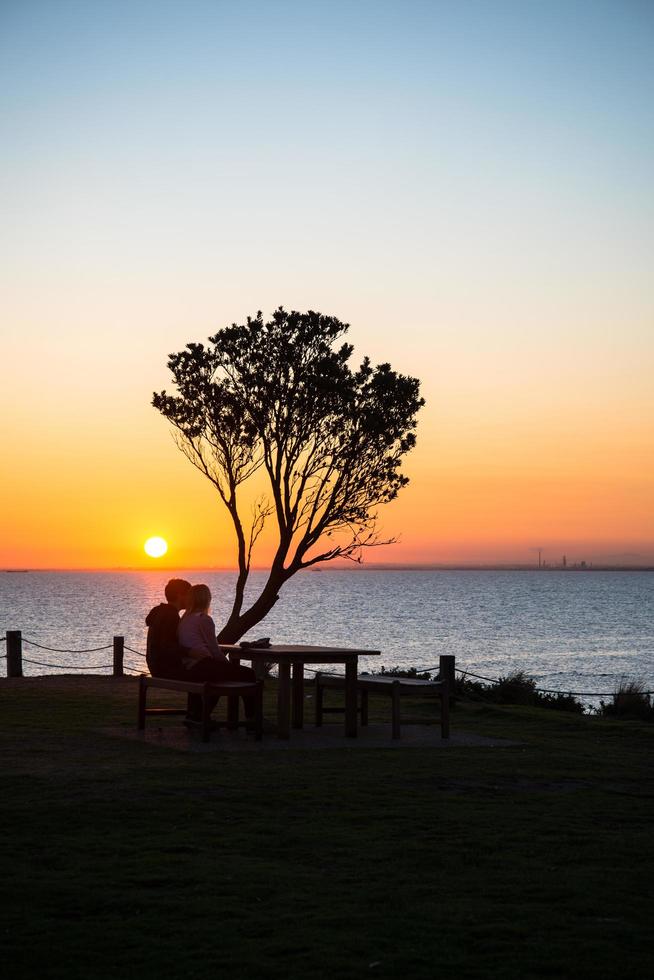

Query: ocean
[1,569,652,706]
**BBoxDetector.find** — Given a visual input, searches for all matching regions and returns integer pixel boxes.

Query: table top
[221,643,381,661]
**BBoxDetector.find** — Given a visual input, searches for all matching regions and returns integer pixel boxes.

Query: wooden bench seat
[314,673,450,739]
[137,675,263,743]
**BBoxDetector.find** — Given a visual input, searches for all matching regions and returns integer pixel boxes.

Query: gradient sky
[1,0,653,568]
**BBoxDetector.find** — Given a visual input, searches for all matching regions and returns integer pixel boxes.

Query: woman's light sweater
[178,612,226,659]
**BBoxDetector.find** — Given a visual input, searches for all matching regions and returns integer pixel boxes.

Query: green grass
[1,676,653,979]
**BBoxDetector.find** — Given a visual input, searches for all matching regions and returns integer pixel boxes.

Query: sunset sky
[1,0,653,569]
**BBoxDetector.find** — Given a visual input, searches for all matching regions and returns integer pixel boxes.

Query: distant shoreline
[4,565,654,574]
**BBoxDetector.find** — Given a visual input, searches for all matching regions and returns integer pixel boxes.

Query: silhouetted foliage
[494,669,538,705]
[600,678,653,721]
[153,308,424,641]
[455,670,585,714]
[381,666,435,680]
[536,691,586,714]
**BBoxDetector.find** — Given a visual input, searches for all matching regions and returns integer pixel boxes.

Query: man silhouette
[145,578,196,679]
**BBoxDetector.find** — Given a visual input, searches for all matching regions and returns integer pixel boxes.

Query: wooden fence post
[439,654,456,703]
[113,636,124,677]
[7,630,23,678]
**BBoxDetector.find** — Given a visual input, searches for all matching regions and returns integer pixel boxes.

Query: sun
[144,536,168,558]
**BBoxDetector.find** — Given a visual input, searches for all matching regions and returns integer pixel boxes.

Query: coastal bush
[380,666,435,681]
[494,670,538,705]
[380,666,588,714]
[536,691,586,714]
[600,678,653,721]
[455,670,586,714]
[454,676,489,700]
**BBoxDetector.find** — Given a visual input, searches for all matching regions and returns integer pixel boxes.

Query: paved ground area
[5,677,521,751]
[105,721,520,752]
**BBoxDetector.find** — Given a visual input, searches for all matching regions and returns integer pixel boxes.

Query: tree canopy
[153,308,424,641]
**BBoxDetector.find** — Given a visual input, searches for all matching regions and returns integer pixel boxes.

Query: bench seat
[137,675,263,742]
[315,673,450,739]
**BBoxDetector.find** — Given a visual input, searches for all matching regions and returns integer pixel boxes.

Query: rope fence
[22,638,113,654]
[279,662,653,698]
[3,632,652,697]
[383,662,654,698]
[454,667,654,698]
[124,645,147,658]
[22,657,113,670]
[3,632,144,678]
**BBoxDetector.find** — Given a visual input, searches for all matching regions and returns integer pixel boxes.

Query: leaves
[152,307,424,636]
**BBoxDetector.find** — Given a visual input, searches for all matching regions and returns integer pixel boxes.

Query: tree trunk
[217,572,286,644]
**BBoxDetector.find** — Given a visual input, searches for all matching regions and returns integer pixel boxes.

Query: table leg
[292,661,304,729]
[345,657,358,737]
[277,661,291,739]
[227,652,241,729]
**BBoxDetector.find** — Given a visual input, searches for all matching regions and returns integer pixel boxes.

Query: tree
[153,308,424,642]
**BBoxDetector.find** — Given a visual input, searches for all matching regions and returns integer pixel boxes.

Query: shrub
[537,692,585,715]
[455,676,489,701]
[600,678,653,721]
[494,670,537,705]
[456,669,586,713]
[380,666,435,681]
[383,666,588,714]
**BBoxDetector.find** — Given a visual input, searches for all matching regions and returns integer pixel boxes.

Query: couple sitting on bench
[145,578,258,728]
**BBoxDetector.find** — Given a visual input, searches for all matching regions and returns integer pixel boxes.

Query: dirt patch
[102,721,520,753]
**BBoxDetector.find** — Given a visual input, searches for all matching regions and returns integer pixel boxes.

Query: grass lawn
[1,676,652,979]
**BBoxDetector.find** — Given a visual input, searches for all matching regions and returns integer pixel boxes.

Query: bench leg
[137,676,147,730]
[277,661,291,739]
[292,661,304,729]
[391,682,401,740]
[227,696,239,731]
[345,658,358,737]
[441,685,450,739]
[254,681,263,741]
[201,685,212,743]
[315,674,323,727]
[360,690,369,726]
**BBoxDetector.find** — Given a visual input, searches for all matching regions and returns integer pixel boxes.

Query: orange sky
[2,305,652,569]
[2,3,653,569]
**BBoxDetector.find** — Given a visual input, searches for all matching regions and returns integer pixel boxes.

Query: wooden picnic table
[220,644,381,739]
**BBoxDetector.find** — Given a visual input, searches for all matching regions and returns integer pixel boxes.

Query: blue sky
[3,2,652,314]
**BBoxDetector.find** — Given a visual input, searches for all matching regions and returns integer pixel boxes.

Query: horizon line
[3,562,654,573]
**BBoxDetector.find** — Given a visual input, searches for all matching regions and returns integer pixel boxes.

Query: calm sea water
[1,570,652,705]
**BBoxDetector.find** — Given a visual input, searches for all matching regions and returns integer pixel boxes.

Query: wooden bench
[137,675,264,743]
[314,673,450,739]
